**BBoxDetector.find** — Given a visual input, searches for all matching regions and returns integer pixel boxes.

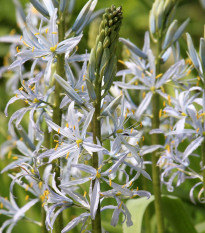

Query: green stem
[41,206,48,233]
[151,37,165,233]
[202,140,205,197]
[202,77,205,197]
[52,9,66,233]
[92,76,102,233]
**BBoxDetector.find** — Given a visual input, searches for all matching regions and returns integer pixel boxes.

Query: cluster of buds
[87,5,123,98]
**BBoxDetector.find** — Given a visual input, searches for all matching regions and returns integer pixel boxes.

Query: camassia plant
[0,0,205,233]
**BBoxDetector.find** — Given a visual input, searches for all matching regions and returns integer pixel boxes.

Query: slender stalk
[202,74,205,197]
[151,37,165,233]
[202,140,205,197]
[52,9,66,233]
[41,205,48,233]
[92,76,102,233]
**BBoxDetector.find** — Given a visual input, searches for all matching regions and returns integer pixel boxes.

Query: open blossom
[10,9,82,85]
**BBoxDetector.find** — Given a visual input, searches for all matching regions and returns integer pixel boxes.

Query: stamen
[83,191,87,198]
[96,170,101,179]
[25,195,29,201]
[50,44,57,52]
[8,151,12,159]
[118,59,125,65]
[76,139,83,147]
[16,46,20,53]
[155,73,162,79]
[66,152,70,159]
[38,181,43,189]
[142,91,146,98]
[109,178,112,186]
[159,109,162,118]
[34,32,40,36]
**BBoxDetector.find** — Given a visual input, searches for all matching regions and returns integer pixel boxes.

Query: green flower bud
[88,4,122,88]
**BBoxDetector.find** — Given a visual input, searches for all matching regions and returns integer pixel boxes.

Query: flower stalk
[52,8,66,233]
[88,5,122,232]
[151,36,165,233]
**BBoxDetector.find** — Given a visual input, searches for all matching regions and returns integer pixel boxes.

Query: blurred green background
[1,0,205,232]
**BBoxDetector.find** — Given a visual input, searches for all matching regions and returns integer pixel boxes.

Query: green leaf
[123,196,154,233]
[162,196,197,233]
[196,221,205,233]
[123,195,197,233]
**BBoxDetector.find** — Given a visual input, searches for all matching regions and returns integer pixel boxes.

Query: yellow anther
[33,98,39,103]
[171,140,175,144]
[83,191,87,198]
[168,95,171,105]
[109,169,112,173]
[30,182,33,188]
[24,100,29,104]
[54,140,59,143]
[159,109,162,118]
[16,46,20,53]
[66,123,69,128]
[197,76,201,81]
[134,81,138,85]
[163,100,166,107]
[55,143,59,150]
[122,184,126,188]
[161,86,165,93]
[142,73,145,78]
[155,73,163,79]
[25,195,29,201]
[8,151,12,159]
[118,201,123,209]
[142,136,145,141]
[109,178,112,187]
[73,125,76,130]
[140,122,143,127]
[130,128,134,134]
[19,87,23,91]
[23,41,30,47]
[50,44,57,52]
[31,86,35,91]
[116,129,123,134]
[81,85,84,92]
[150,86,155,93]
[142,91,146,98]
[38,181,43,189]
[136,186,139,191]
[125,113,128,119]
[0,203,3,209]
[185,58,192,65]
[20,35,23,41]
[181,112,187,116]
[32,46,34,52]
[76,139,83,147]
[25,185,29,191]
[57,128,60,134]
[116,192,121,196]
[196,128,200,133]
[12,156,18,160]
[96,170,101,179]
[52,32,57,34]
[34,32,40,36]
[66,152,70,159]
[131,109,135,114]
[45,28,48,34]
[129,181,133,187]
[118,59,125,65]
[165,144,170,153]
[187,69,191,75]
[199,113,205,117]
